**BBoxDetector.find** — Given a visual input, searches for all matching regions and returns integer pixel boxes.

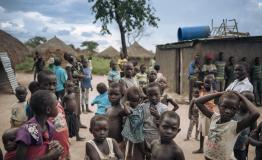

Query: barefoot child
[85,115,124,160]
[2,128,19,160]
[106,82,125,144]
[81,59,92,113]
[26,81,40,119]
[185,88,200,141]
[108,60,121,85]
[91,83,111,115]
[249,121,262,160]
[157,76,179,111]
[120,62,139,94]
[151,111,185,160]
[195,91,260,160]
[63,80,85,141]
[10,86,28,128]
[15,90,64,160]
[122,86,145,160]
[135,64,148,88]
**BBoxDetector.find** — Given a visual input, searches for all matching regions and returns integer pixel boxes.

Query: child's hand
[150,105,160,119]
[47,140,64,159]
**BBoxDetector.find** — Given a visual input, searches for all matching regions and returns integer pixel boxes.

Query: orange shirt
[200,90,216,112]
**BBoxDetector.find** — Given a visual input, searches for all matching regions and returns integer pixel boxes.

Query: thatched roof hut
[97,46,120,59]
[127,42,154,59]
[0,30,29,67]
[35,36,77,62]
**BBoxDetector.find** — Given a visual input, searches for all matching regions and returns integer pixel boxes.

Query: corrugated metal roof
[157,35,262,50]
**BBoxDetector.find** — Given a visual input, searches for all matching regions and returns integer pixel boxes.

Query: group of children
[1,56,262,160]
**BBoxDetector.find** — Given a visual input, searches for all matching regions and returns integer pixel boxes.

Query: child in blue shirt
[108,60,121,85]
[91,83,111,115]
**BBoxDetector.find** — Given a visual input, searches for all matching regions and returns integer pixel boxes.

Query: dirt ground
[0,72,261,159]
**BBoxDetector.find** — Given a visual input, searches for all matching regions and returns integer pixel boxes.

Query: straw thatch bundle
[35,36,77,63]
[0,30,29,67]
[127,42,154,59]
[97,46,120,59]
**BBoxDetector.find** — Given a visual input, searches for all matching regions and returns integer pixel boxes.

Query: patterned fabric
[215,61,226,79]
[122,104,144,143]
[251,64,262,80]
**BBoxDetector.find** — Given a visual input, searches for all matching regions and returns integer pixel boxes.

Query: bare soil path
[0,72,261,159]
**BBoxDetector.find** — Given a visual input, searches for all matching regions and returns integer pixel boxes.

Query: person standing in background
[117,53,128,77]
[225,56,235,88]
[215,52,226,91]
[251,57,262,106]
[54,57,68,101]
[188,54,201,101]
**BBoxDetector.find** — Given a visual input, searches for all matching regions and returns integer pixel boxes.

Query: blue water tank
[177,26,210,41]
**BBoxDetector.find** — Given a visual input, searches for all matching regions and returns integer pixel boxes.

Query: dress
[204,113,238,160]
[86,138,117,160]
[15,117,55,160]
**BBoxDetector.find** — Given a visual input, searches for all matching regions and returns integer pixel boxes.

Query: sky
[1,0,262,52]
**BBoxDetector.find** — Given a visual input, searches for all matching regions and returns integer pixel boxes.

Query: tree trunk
[119,24,127,58]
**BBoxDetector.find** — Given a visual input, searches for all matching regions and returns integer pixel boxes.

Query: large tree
[88,0,159,58]
[25,36,47,48]
[81,41,99,52]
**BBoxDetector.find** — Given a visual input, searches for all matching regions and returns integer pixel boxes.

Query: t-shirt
[142,102,168,142]
[215,61,226,79]
[54,66,68,92]
[135,72,148,88]
[202,64,217,79]
[204,113,238,160]
[49,102,69,159]
[92,92,111,115]
[108,70,121,83]
[10,101,28,127]
[226,77,253,93]
[121,104,144,143]
[117,58,128,71]
[16,117,55,160]
[251,64,262,80]
[121,77,139,89]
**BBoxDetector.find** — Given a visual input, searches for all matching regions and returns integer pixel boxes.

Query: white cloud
[0,6,5,12]
[258,2,262,8]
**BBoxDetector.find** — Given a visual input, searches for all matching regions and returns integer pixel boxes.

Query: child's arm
[195,92,223,118]
[91,97,98,106]
[85,142,94,160]
[236,93,260,134]
[167,97,179,111]
[188,99,195,120]
[249,122,262,147]
[173,147,185,160]
[15,142,27,160]
[112,139,124,159]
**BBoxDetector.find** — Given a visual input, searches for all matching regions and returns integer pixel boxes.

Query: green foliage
[15,56,34,73]
[25,36,47,48]
[91,56,110,75]
[81,41,99,52]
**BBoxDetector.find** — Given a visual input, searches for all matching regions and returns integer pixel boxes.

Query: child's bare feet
[192,149,203,154]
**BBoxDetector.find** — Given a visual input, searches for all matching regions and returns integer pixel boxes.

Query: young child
[10,86,28,128]
[157,76,179,111]
[120,62,139,93]
[26,81,40,119]
[249,121,262,160]
[142,82,169,157]
[37,70,70,159]
[91,82,111,115]
[135,64,148,88]
[106,82,125,144]
[122,86,145,160]
[193,75,216,154]
[185,88,200,141]
[148,70,157,83]
[195,91,260,160]
[2,128,19,160]
[153,64,163,80]
[63,81,85,141]
[234,91,256,160]
[151,111,185,160]
[108,60,121,85]
[81,59,93,113]
[15,90,63,160]
[85,115,124,160]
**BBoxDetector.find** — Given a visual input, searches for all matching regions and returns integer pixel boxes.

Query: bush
[92,57,110,75]
[15,56,34,73]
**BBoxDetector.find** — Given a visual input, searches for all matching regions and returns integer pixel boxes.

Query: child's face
[193,91,200,98]
[66,83,74,93]
[47,94,58,117]
[141,66,146,73]
[219,97,239,122]
[111,62,117,70]
[91,120,109,142]
[234,64,247,80]
[108,88,122,105]
[127,93,140,108]
[3,128,18,152]
[157,78,167,90]
[83,61,88,67]
[159,116,180,143]
[39,75,56,93]
[16,89,27,102]
[147,86,161,105]
[124,64,134,78]
[148,71,157,82]
[204,79,212,91]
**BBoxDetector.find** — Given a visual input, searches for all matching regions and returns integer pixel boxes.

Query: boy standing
[215,52,226,91]
[54,57,68,100]
[250,57,262,106]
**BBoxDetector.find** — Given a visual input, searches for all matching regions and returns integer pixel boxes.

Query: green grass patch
[92,57,110,75]
[15,56,34,73]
